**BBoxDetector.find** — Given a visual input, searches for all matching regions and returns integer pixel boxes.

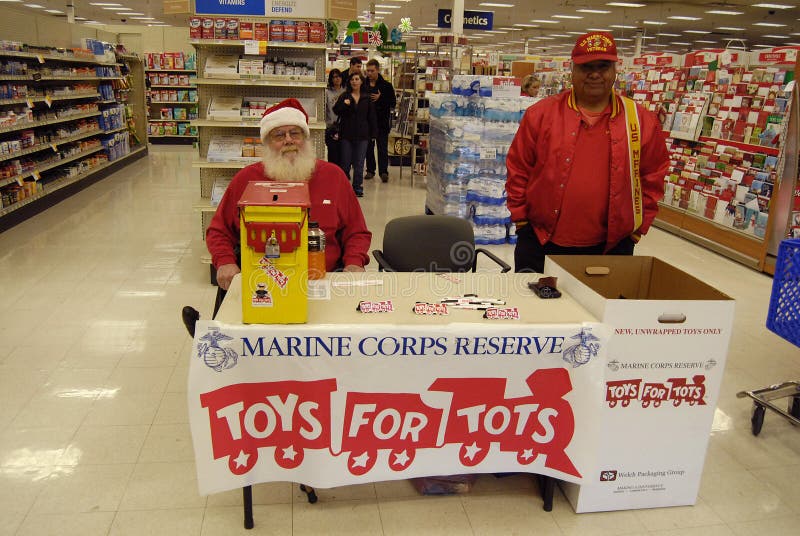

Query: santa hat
[259,98,310,141]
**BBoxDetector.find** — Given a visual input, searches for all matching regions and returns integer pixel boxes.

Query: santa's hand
[216,264,240,290]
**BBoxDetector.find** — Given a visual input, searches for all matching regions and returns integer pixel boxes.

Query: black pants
[366,128,390,175]
[514,224,635,274]
[326,139,341,168]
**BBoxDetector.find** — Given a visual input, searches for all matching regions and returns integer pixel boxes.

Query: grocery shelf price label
[36,55,44,64]
[44,96,53,108]
[480,147,497,160]
[26,98,34,109]
[31,170,40,181]
[50,143,58,152]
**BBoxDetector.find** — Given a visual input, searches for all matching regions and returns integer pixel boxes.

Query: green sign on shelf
[377,42,407,53]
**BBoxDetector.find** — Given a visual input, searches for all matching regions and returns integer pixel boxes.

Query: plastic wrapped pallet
[411,474,478,495]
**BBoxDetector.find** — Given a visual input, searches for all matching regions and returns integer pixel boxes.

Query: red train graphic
[605,375,707,409]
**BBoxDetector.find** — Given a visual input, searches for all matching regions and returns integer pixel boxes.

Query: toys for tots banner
[189,321,609,495]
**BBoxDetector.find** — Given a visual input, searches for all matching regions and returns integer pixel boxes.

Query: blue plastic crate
[766,237,800,348]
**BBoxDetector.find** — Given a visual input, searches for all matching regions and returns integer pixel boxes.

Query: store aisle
[0,146,798,535]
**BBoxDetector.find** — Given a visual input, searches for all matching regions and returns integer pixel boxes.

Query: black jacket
[333,91,377,141]
[366,74,396,131]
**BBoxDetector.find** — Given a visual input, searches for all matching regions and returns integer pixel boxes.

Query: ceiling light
[657,33,681,37]
[549,34,571,37]
[705,10,744,15]
[374,11,392,15]
[577,9,611,14]
[615,38,633,42]
[649,44,669,47]
[754,22,787,27]
[668,16,701,21]
[89,2,120,4]
[84,20,103,24]
[374,4,402,7]
[763,34,790,38]
[695,40,717,44]
[567,31,586,35]
[513,23,539,27]
[553,15,583,19]
[485,30,509,33]
[643,21,666,25]
[26,3,46,7]
[530,19,559,24]
[131,17,155,20]
[609,24,638,29]
[478,2,515,6]
[641,36,656,40]
[670,42,692,46]
[104,7,133,10]
[716,27,745,31]
[753,44,774,48]
[752,3,794,8]
[126,12,144,15]
[586,28,612,32]
[684,30,710,34]
[606,2,646,7]
[44,9,63,13]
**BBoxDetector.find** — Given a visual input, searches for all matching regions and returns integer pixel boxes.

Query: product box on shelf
[189,17,202,39]
[544,255,734,513]
[201,18,214,39]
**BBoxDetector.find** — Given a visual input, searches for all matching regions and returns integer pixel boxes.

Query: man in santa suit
[206,98,372,291]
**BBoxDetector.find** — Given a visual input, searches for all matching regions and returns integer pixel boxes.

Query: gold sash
[621,96,643,232]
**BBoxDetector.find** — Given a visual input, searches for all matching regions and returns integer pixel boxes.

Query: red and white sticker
[413,302,449,316]
[358,300,394,313]
[484,307,520,320]
[259,258,289,289]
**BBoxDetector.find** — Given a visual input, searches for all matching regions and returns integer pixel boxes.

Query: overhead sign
[194,0,266,16]
[437,9,493,31]
[266,0,325,18]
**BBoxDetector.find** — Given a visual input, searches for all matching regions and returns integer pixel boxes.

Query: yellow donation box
[238,181,311,324]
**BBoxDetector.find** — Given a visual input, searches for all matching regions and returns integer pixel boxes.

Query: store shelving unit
[145,65,198,144]
[624,49,799,273]
[0,45,147,231]
[190,31,326,271]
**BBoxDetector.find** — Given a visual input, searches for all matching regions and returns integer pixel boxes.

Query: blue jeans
[340,139,369,195]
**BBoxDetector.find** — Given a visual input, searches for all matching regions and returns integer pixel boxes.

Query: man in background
[341,56,363,88]
[364,58,396,183]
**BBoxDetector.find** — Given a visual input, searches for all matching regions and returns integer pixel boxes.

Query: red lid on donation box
[238,181,311,208]
[238,181,311,254]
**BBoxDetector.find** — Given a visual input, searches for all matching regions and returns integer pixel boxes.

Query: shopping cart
[737,237,800,436]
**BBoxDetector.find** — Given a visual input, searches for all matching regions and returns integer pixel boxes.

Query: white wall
[0,10,191,54]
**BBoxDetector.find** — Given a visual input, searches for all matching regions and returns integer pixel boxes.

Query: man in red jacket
[206,98,372,290]
[506,32,669,273]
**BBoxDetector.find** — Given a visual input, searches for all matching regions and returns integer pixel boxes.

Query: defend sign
[189,321,609,494]
[266,0,325,18]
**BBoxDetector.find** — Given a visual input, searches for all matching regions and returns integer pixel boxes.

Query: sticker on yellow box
[251,282,273,307]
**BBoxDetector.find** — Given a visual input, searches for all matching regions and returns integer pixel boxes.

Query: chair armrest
[474,248,511,273]
[371,249,396,272]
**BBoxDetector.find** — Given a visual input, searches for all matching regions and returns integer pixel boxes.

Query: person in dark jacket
[364,59,396,183]
[340,56,362,88]
[333,72,377,197]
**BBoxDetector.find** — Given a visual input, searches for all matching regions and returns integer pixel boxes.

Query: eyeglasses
[269,128,305,142]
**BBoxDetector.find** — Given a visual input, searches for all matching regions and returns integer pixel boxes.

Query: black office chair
[372,215,511,273]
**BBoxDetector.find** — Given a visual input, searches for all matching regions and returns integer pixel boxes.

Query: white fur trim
[259,107,310,141]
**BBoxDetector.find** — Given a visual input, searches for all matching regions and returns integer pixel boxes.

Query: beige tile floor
[0,145,799,535]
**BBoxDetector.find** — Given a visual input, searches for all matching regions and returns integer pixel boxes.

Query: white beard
[262,142,317,182]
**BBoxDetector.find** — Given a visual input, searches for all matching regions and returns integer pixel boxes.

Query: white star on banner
[521,449,535,461]
[463,442,482,461]
[282,445,297,461]
[351,451,371,468]
[392,450,410,467]
[233,450,250,468]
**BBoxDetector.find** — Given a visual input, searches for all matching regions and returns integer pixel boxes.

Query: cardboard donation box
[544,256,734,513]
[238,182,311,324]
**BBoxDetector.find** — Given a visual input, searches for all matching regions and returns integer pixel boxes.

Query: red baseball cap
[572,32,618,65]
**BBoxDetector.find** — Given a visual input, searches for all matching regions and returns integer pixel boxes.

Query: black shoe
[355,191,363,197]
[380,172,389,183]
[365,172,375,180]
[181,306,200,337]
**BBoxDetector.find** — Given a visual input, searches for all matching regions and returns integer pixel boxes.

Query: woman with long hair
[325,68,345,166]
[333,72,376,197]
